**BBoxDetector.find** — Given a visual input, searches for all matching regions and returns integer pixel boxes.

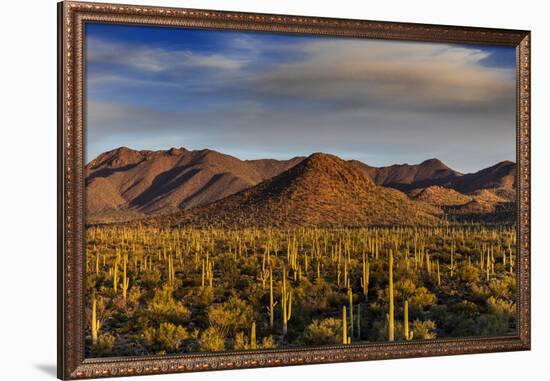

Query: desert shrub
[302,318,343,345]
[127,285,143,308]
[410,287,437,309]
[412,320,437,340]
[295,278,332,310]
[261,335,276,349]
[139,268,162,289]
[428,304,449,328]
[452,300,479,318]
[207,296,253,337]
[457,263,480,284]
[198,327,225,352]
[470,283,490,300]
[487,297,516,316]
[194,286,215,306]
[489,277,515,299]
[91,333,116,356]
[370,319,405,342]
[395,278,417,300]
[479,314,509,336]
[450,318,478,337]
[146,285,191,324]
[233,331,252,350]
[143,322,189,353]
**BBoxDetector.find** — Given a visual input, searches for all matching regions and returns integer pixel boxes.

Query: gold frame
[57,1,531,379]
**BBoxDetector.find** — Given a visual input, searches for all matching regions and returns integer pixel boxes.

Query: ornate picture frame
[58,1,530,379]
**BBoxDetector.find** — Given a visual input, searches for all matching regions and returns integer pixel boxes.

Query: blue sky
[85,23,516,173]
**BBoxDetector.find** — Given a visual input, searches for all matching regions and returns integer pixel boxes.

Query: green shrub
[199,327,225,352]
[143,322,189,353]
[479,314,509,336]
[91,333,116,356]
[412,320,437,340]
[410,287,437,309]
[457,263,480,284]
[207,296,253,337]
[233,331,249,350]
[302,318,343,345]
[147,285,191,324]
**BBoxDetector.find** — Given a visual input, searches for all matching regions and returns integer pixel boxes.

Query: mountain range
[86,146,516,226]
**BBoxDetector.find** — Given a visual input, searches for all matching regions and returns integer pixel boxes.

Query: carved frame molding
[57,1,531,379]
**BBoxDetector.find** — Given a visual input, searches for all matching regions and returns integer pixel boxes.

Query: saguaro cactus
[167,254,175,284]
[201,259,205,289]
[251,321,257,349]
[342,305,349,345]
[269,266,274,329]
[360,253,370,297]
[122,254,130,303]
[348,287,354,338]
[91,296,101,345]
[404,300,413,341]
[281,266,292,337]
[356,303,361,340]
[388,249,395,342]
[113,258,119,293]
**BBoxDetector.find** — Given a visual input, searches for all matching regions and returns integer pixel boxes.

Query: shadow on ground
[35,364,57,378]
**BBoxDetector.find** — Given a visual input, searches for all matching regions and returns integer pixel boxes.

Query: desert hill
[86,147,303,222]
[86,146,516,225]
[410,185,472,206]
[157,153,442,228]
[445,160,516,197]
[350,158,462,190]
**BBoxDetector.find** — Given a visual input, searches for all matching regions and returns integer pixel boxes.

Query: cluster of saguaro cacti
[86,223,516,351]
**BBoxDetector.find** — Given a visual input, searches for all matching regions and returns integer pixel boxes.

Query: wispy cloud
[87,37,247,73]
[85,25,516,173]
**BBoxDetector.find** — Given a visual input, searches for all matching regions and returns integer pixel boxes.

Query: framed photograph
[57,1,531,379]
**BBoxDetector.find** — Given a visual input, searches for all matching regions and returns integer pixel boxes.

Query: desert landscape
[85,147,516,357]
[84,22,517,358]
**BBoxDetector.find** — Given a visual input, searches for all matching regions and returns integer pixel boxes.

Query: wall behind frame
[0,0,547,380]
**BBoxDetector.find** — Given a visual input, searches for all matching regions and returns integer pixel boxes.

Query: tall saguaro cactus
[122,254,130,303]
[342,305,349,345]
[348,287,354,338]
[167,254,175,285]
[269,266,274,329]
[91,296,101,345]
[250,321,257,350]
[404,300,413,341]
[388,249,395,342]
[113,258,119,293]
[281,265,292,337]
[360,253,370,297]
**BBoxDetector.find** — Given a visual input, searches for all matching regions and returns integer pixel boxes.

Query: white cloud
[85,34,516,172]
[87,37,246,73]
[252,39,515,112]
